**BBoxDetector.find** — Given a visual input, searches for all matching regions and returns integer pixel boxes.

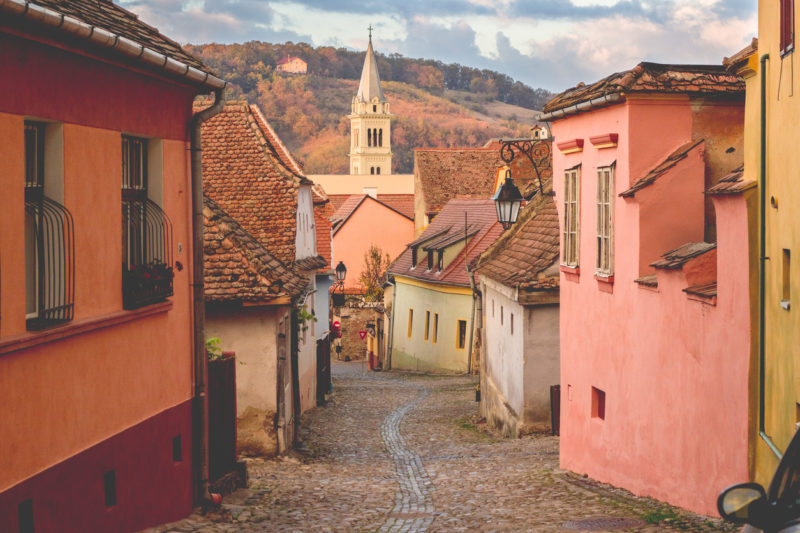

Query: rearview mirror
[717,483,767,524]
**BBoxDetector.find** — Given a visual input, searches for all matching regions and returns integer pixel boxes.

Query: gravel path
[144,362,735,533]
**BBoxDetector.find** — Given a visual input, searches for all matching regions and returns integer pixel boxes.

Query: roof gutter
[0,0,225,89]
[536,93,623,122]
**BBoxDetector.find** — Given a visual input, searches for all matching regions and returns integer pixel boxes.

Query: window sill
[560,265,580,275]
[0,301,172,356]
[594,274,614,284]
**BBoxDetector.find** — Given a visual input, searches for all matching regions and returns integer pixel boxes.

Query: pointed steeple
[356,29,385,103]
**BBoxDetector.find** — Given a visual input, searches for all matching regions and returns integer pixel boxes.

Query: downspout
[758,53,783,459]
[464,212,477,374]
[190,87,226,504]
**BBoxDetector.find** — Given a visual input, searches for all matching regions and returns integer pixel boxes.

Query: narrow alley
[147,363,735,533]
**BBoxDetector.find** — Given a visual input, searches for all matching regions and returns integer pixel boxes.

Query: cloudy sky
[119,0,757,92]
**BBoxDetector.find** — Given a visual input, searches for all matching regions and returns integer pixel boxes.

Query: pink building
[539,63,754,515]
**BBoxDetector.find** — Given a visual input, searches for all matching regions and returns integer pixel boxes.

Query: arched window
[379,129,383,147]
[367,129,372,147]
[373,104,377,112]
[370,167,375,175]
[376,167,381,175]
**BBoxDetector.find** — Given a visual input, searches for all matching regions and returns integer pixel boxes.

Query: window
[373,104,377,112]
[379,129,383,147]
[376,167,381,175]
[411,247,418,268]
[456,320,467,350]
[427,250,433,270]
[510,313,514,335]
[368,129,372,147]
[783,249,791,310]
[433,313,438,343]
[424,311,430,341]
[407,308,414,337]
[122,135,173,309]
[563,166,580,267]
[370,167,375,175]
[596,165,614,276]
[591,387,606,420]
[437,250,443,271]
[24,120,74,330]
[782,0,795,56]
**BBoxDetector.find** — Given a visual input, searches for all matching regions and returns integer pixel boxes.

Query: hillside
[186,42,551,174]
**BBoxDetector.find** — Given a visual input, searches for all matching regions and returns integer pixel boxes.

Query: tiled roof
[198,101,307,265]
[294,255,328,271]
[706,165,755,195]
[329,194,415,220]
[634,274,658,287]
[388,199,503,287]
[414,145,551,216]
[330,194,413,234]
[250,104,305,177]
[277,56,304,65]
[723,38,758,72]
[651,242,716,270]
[684,281,718,298]
[204,196,307,303]
[543,63,744,115]
[474,182,560,291]
[25,0,212,74]
[620,140,703,198]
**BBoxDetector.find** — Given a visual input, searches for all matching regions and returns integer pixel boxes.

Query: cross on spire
[368,25,373,42]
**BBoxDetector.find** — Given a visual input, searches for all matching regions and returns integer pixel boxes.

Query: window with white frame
[562,166,580,267]
[596,164,615,276]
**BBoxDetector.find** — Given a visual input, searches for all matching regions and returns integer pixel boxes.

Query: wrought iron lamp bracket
[498,138,554,197]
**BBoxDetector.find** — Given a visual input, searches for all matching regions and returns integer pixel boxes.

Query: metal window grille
[122,136,173,309]
[562,167,580,267]
[24,122,75,330]
[596,165,614,276]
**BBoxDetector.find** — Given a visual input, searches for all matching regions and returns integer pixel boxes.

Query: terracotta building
[539,62,753,515]
[0,0,227,531]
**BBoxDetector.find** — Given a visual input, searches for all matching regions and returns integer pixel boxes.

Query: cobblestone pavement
[145,362,736,533]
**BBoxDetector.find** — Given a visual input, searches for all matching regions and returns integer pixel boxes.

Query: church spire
[355,27,385,104]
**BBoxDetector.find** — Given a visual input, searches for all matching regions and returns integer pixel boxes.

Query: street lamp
[335,261,347,283]
[494,168,523,230]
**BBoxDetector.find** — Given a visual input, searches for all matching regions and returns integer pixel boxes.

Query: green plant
[206,337,224,361]
[360,245,391,302]
[296,307,317,336]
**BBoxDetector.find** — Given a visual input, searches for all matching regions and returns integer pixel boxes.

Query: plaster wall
[522,303,560,426]
[0,32,197,530]
[390,277,471,372]
[551,100,751,515]
[308,174,414,195]
[315,274,333,338]
[332,199,415,291]
[298,288,318,413]
[756,0,800,483]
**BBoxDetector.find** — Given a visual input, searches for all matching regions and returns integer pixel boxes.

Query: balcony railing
[122,199,173,309]
[25,192,75,330]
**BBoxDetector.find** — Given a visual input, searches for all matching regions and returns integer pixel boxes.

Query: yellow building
[728,0,800,484]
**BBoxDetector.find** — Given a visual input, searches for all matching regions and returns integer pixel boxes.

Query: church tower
[348,29,392,175]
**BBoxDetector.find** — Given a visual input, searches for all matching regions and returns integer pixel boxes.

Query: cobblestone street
[146,362,736,533]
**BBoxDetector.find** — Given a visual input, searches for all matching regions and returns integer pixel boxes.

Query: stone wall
[334,298,384,361]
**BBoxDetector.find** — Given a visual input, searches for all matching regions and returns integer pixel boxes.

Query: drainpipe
[386,276,396,370]
[758,53,783,460]
[467,270,479,375]
[190,88,226,504]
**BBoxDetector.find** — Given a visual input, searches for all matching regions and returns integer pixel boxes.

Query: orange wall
[333,199,415,290]
[0,49,196,492]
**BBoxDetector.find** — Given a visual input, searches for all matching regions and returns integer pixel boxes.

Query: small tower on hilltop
[348,27,392,176]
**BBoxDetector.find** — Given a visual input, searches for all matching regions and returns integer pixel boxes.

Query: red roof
[197,101,311,265]
[329,195,413,234]
[475,187,559,293]
[389,199,503,288]
[277,56,305,66]
[329,194,415,220]
[314,200,334,274]
[543,63,744,115]
[414,145,551,217]
[204,197,307,303]
[24,0,213,75]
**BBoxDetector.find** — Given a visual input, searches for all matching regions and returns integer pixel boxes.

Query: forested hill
[185,41,553,174]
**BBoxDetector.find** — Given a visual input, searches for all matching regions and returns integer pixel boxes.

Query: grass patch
[640,508,681,524]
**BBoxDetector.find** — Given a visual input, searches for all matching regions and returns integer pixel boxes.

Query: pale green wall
[390,279,472,372]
